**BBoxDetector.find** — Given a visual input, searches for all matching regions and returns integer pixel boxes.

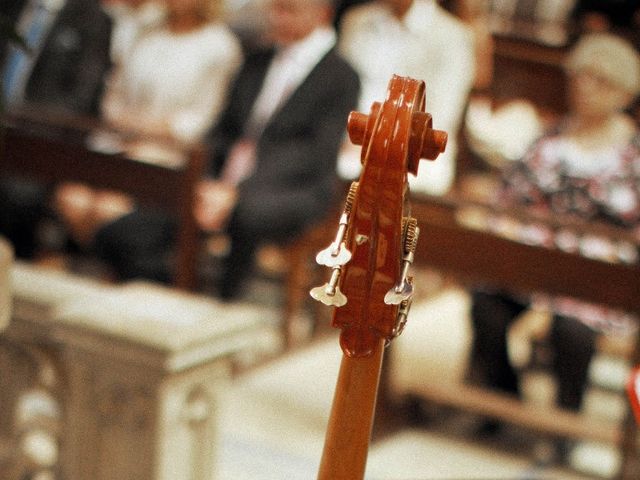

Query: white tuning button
[384,276,414,305]
[309,268,347,307]
[315,213,352,267]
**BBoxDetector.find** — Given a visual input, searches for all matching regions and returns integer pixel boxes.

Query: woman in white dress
[55,0,243,248]
[102,0,242,145]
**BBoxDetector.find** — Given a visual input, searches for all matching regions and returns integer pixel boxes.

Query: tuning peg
[391,298,412,341]
[384,276,413,305]
[315,245,351,268]
[310,268,347,307]
[315,213,352,267]
[315,182,359,268]
[385,297,413,347]
[310,284,347,307]
[384,218,419,305]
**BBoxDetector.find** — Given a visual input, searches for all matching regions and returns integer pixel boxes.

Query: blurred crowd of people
[0,0,480,288]
[2,1,640,461]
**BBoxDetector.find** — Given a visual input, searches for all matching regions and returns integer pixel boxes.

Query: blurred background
[1,1,640,479]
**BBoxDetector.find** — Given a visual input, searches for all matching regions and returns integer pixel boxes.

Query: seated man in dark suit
[93,0,361,297]
[0,0,30,68]
[1,0,112,259]
[2,0,112,114]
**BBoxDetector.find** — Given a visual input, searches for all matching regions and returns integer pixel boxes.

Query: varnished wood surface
[416,380,621,444]
[492,35,569,114]
[410,192,640,314]
[317,339,385,480]
[318,76,448,479]
[0,112,205,289]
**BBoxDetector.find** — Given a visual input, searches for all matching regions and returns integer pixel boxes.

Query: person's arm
[204,51,273,178]
[496,137,556,220]
[166,32,244,144]
[601,139,640,227]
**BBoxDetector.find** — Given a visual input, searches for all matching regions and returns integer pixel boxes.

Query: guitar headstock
[311,75,447,357]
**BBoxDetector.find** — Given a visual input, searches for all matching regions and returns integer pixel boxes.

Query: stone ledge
[1,237,14,332]
[10,262,281,371]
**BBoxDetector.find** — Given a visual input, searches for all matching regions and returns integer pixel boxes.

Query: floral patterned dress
[493,128,640,334]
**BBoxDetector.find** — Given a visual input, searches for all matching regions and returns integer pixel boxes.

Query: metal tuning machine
[309,267,348,307]
[384,217,419,306]
[310,182,358,307]
[387,297,412,345]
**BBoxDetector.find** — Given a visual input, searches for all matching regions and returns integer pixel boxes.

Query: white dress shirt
[102,22,243,144]
[338,0,475,195]
[247,26,337,137]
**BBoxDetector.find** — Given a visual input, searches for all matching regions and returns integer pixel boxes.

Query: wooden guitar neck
[317,339,385,480]
[311,75,447,479]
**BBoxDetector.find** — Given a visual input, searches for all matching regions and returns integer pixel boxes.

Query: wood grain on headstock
[316,74,447,480]
[334,75,446,357]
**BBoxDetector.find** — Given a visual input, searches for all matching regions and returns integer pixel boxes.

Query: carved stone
[5,263,278,480]
[0,236,12,332]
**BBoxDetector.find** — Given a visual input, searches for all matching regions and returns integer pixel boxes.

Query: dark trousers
[93,194,313,298]
[0,177,47,259]
[219,191,312,299]
[93,209,177,284]
[470,290,597,411]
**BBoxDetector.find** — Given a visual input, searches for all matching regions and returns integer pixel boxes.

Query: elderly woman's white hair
[565,32,640,97]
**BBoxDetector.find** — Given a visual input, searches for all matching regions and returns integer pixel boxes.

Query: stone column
[10,267,279,480]
[0,237,13,332]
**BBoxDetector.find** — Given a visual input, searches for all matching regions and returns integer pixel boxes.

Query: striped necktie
[244,48,298,139]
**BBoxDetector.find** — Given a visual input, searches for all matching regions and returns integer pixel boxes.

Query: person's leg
[469,290,528,397]
[219,193,309,300]
[541,315,597,463]
[218,214,259,301]
[93,209,176,283]
[550,315,596,411]
[0,177,47,259]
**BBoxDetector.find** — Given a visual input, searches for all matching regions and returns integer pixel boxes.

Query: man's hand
[194,180,238,232]
[53,182,134,246]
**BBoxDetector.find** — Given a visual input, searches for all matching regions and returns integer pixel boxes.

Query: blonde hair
[166,0,223,23]
[565,32,640,96]
[201,0,222,21]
